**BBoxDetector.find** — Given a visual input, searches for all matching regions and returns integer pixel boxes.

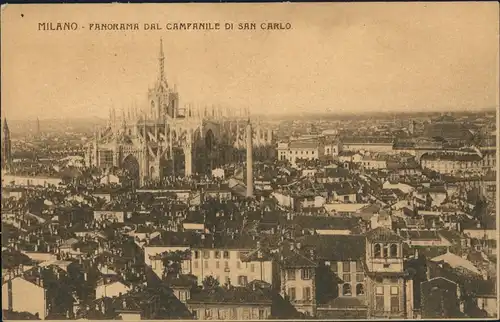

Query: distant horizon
[3,105,497,123]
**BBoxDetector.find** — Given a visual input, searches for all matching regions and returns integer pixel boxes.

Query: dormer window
[374,244,381,258]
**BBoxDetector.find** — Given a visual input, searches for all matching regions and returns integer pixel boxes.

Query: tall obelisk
[246,119,254,198]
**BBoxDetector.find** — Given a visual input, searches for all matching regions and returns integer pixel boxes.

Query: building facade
[85,40,275,185]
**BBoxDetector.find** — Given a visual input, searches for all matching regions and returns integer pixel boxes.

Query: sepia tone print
[1,2,498,321]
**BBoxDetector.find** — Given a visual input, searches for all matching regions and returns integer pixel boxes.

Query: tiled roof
[400,230,441,241]
[279,245,317,268]
[291,215,359,231]
[298,235,366,261]
[421,153,482,162]
[365,227,404,242]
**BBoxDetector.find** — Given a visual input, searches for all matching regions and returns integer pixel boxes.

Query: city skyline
[1,2,499,120]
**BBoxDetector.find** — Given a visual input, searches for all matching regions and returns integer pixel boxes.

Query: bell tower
[364,227,409,319]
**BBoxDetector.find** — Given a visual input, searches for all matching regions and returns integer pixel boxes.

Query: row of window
[286,268,312,280]
[373,243,399,258]
[342,283,364,296]
[193,250,233,260]
[193,307,266,320]
[375,286,400,313]
[330,261,364,273]
[202,275,249,286]
[287,286,312,301]
[193,260,255,271]
[289,150,317,155]
[342,273,364,283]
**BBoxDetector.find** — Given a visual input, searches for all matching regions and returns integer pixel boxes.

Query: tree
[202,276,220,291]
[315,262,340,304]
[160,250,191,279]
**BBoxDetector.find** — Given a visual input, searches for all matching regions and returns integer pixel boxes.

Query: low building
[2,174,62,187]
[187,285,273,320]
[2,276,48,319]
[278,244,317,316]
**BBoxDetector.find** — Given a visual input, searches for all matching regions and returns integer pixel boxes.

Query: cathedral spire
[158,38,166,85]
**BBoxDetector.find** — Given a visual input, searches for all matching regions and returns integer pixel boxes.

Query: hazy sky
[1,2,499,120]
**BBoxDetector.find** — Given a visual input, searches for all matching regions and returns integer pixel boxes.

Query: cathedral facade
[86,40,275,185]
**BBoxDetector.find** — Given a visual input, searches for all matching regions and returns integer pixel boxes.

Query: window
[224,261,229,269]
[391,286,399,295]
[223,251,230,259]
[250,264,255,273]
[242,309,250,320]
[237,261,241,269]
[390,294,400,312]
[179,291,186,301]
[342,262,351,272]
[203,251,210,259]
[383,244,389,258]
[356,261,363,272]
[99,151,114,168]
[231,308,237,319]
[343,274,351,282]
[390,244,398,257]
[238,275,248,286]
[215,251,221,259]
[356,273,364,282]
[342,283,352,296]
[375,286,384,311]
[303,287,311,301]
[356,284,364,295]
[287,269,296,280]
[192,309,199,319]
[301,269,311,280]
[205,309,212,319]
[374,244,381,258]
[216,261,220,269]
[204,261,208,269]
[288,287,296,300]
[331,261,338,272]
[194,251,199,259]
[194,261,199,269]
[258,309,265,320]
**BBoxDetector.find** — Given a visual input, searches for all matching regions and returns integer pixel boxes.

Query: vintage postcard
[1,2,498,321]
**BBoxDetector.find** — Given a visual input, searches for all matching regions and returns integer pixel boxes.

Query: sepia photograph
[1,2,498,320]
